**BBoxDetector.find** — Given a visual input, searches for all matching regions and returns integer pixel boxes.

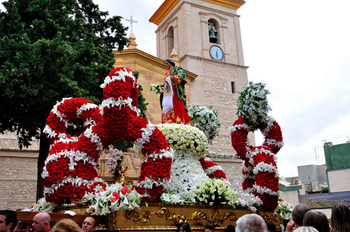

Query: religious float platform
[23,67,290,232]
[17,204,283,232]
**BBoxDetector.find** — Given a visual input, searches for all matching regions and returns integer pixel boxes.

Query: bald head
[32,212,51,232]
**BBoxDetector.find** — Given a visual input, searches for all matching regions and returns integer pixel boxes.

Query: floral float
[229,82,283,211]
[43,67,173,204]
[187,106,221,144]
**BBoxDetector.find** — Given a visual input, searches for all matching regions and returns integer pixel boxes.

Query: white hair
[235,214,268,232]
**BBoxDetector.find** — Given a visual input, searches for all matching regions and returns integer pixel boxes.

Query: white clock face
[209,45,224,60]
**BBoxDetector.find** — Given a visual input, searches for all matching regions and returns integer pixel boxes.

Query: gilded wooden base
[109,203,283,231]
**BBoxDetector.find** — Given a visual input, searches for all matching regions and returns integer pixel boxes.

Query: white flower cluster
[150,83,165,94]
[188,106,221,144]
[157,123,208,157]
[84,183,142,215]
[192,179,237,206]
[207,151,236,159]
[161,150,209,204]
[274,199,293,220]
[31,197,55,213]
[237,82,270,129]
[107,146,123,172]
[230,180,263,212]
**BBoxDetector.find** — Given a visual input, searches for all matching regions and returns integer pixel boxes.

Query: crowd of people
[0,203,349,232]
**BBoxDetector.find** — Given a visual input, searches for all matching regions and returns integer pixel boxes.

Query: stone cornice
[150,0,243,26]
[149,0,181,25]
[202,0,245,10]
[180,53,249,69]
[113,49,198,81]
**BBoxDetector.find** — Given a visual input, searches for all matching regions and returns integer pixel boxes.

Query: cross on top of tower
[125,15,137,34]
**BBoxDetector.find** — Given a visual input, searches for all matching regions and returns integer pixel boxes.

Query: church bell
[209,29,218,43]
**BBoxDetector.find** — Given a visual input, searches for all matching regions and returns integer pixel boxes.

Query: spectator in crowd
[204,222,215,232]
[267,223,276,232]
[0,210,17,232]
[51,219,81,232]
[178,223,191,232]
[14,221,28,232]
[225,225,235,232]
[331,203,350,232]
[293,226,318,232]
[81,217,95,232]
[32,212,51,232]
[302,211,330,232]
[286,203,311,232]
[235,214,268,232]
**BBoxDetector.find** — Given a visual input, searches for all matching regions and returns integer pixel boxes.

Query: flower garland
[188,106,221,144]
[229,82,284,212]
[274,199,293,220]
[192,179,237,206]
[150,83,164,94]
[83,183,142,215]
[43,67,173,204]
[106,145,123,173]
[236,82,271,129]
[156,123,208,157]
[30,197,55,212]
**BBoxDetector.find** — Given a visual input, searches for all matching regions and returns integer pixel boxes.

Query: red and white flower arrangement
[43,67,173,204]
[229,82,284,212]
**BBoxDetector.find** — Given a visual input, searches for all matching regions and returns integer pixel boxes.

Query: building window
[167,26,174,57]
[231,82,235,93]
[208,19,219,44]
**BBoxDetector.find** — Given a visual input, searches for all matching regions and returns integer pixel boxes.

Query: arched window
[208,19,220,44]
[167,26,174,57]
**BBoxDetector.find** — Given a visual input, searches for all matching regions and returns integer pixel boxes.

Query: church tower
[150,0,254,154]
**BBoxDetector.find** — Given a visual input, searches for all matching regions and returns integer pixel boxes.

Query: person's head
[293,226,319,232]
[267,223,276,232]
[331,203,350,232]
[164,58,175,69]
[51,219,81,232]
[292,204,311,228]
[225,225,235,232]
[235,214,268,232]
[81,217,96,232]
[178,223,191,232]
[0,210,17,232]
[204,222,215,232]
[14,221,28,232]
[32,212,51,232]
[302,211,329,232]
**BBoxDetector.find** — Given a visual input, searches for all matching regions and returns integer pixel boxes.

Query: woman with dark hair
[331,203,350,232]
[302,211,330,232]
[204,222,215,232]
[178,223,191,232]
[286,203,311,232]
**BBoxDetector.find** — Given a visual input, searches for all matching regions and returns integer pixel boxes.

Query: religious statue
[162,58,191,125]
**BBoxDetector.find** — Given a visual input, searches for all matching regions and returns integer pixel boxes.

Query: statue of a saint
[162,58,191,125]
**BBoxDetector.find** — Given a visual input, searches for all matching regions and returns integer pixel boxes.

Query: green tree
[0,0,129,199]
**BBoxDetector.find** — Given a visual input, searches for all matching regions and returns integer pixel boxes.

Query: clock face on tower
[209,45,224,61]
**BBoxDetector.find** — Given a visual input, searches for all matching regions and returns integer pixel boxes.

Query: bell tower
[150,0,254,154]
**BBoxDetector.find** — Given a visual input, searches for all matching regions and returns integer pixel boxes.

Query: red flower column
[230,115,283,211]
[43,67,173,204]
[100,67,173,203]
[43,98,106,203]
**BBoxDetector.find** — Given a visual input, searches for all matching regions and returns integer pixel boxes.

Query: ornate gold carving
[257,212,279,225]
[189,209,237,226]
[153,207,187,225]
[125,210,152,223]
